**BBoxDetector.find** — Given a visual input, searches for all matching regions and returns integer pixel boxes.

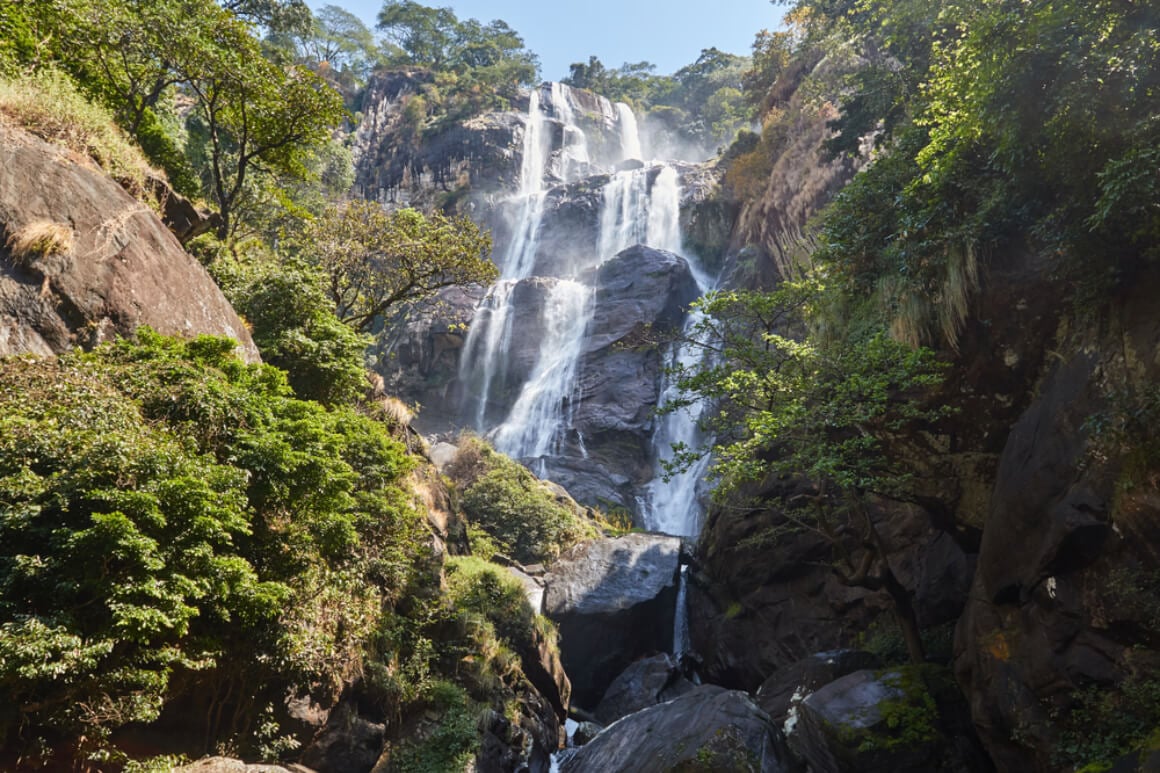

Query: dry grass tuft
[0,69,157,205]
[6,219,74,264]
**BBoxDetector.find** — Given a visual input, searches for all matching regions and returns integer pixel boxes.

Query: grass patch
[0,69,156,203]
[5,219,73,263]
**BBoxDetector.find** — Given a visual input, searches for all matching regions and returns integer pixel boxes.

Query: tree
[295,4,382,81]
[376,0,459,66]
[667,282,949,662]
[180,4,346,237]
[0,331,427,761]
[304,200,497,332]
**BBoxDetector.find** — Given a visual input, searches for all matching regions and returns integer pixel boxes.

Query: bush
[449,437,595,564]
[0,330,428,763]
[211,250,371,406]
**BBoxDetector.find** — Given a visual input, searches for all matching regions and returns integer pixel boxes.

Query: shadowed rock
[560,686,792,773]
[543,534,681,709]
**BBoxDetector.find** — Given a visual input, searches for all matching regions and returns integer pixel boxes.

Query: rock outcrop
[953,270,1160,771]
[559,686,792,773]
[0,123,258,361]
[789,666,991,773]
[594,653,696,725]
[542,533,682,708]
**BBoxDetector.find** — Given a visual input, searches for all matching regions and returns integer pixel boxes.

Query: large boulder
[542,533,681,709]
[594,653,695,725]
[954,270,1160,772]
[559,686,792,773]
[0,123,258,361]
[755,649,882,727]
[374,284,484,433]
[791,666,992,773]
[689,479,968,691]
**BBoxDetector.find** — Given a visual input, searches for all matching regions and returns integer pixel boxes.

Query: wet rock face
[0,124,258,361]
[542,533,682,709]
[559,686,793,773]
[534,246,700,511]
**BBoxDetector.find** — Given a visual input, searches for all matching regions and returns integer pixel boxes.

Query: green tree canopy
[0,331,426,761]
[303,200,497,332]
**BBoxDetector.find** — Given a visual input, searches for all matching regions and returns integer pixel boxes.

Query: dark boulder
[755,649,882,727]
[542,534,681,709]
[594,653,695,725]
[560,685,792,773]
[689,481,966,691]
[791,666,992,773]
[299,703,384,773]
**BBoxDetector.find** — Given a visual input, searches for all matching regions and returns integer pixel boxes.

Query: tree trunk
[881,565,926,664]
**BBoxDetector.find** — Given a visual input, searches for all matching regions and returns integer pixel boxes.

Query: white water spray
[493,280,594,459]
[616,102,643,162]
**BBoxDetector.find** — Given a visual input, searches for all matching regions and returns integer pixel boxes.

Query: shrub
[449,437,595,564]
[0,330,428,763]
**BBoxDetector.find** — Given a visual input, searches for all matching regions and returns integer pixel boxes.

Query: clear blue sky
[307,0,782,81]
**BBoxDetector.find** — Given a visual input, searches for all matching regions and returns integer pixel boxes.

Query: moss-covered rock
[791,665,991,773]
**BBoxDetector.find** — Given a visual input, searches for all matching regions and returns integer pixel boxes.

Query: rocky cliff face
[0,122,258,361]
[358,76,726,518]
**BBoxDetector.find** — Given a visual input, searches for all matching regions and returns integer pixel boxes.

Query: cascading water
[459,87,552,427]
[641,299,714,537]
[492,280,593,459]
[461,83,713,548]
[673,564,691,657]
[616,102,642,162]
[597,164,683,263]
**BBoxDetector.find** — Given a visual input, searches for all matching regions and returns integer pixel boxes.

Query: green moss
[827,666,947,756]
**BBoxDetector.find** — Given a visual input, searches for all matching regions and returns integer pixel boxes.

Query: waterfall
[616,102,642,162]
[493,280,594,459]
[458,86,714,544]
[551,82,590,181]
[460,89,552,426]
[597,164,682,262]
[642,302,714,537]
[501,89,550,280]
[459,281,517,429]
[673,564,691,657]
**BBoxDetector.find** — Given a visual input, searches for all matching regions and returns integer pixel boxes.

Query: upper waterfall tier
[358,76,729,534]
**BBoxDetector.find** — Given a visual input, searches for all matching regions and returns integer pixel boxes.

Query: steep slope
[0,122,258,361]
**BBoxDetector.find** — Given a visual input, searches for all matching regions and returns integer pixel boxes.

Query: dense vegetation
[0,332,430,762]
[665,0,1160,766]
[446,437,598,564]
